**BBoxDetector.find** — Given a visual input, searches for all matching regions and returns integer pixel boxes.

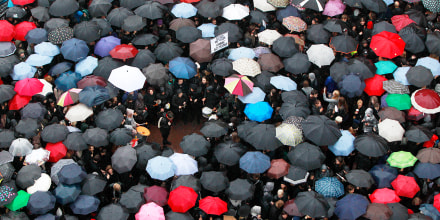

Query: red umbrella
[391,175,420,198]
[0,20,16,42]
[168,186,198,213]
[370,31,405,59]
[434,194,440,212]
[180,0,200,3]
[144,185,168,206]
[407,107,424,121]
[364,74,387,96]
[109,44,138,60]
[267,159,290,179]
[369,188,401,204]
[15,21,37,41]
[11,0,35,5]
[46,142,67,163]
[9,94,31,110]
[76,75,107,89]
[391,15,416,32]
[411,89,440,114]
[14,78,44,96]
[199,196,228,216]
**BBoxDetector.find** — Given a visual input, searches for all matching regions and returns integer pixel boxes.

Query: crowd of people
[1,0,440,219]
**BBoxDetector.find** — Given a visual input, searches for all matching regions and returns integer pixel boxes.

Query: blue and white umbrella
[75,56,98,77]
[169,57,197,79]
[270,75,297,91]
[146,156,176,181]
[34,42,60,57]
[171,3,197,18]
[393,67,410,86]
[239,151,270,174]
[228,47,256,61]
[329,130,355,156]
[315,177,345,198]
[12,62,37,80]
[197,23,216,38]
[244,101,273,122]
[25,54,53,67]
[238,87,266,103]
[416,57,440,76]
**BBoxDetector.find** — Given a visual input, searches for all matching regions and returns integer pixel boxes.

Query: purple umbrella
[253,46,271,58]
[381,93,389,108]
[323,0,346,17]
[94,36,121,57]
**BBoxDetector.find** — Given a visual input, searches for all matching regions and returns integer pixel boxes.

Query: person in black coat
[188,84,203,124]
[159,111,174,146]
[171,89,188,124]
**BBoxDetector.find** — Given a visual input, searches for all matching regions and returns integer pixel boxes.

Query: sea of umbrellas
[2,0,440,219]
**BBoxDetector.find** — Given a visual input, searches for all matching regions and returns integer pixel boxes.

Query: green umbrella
[387,151,418,169]
[375,61,398,75]
[6,190,30,211]
[386,94,411,110]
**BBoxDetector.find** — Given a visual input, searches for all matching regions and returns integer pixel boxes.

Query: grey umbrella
[25,28,48,44]
[330,35,358,54]
[91,18,113,37]
[30,6,50,22]
[283,53,311,75]
[169,18,196,32]
[426,32,440,56]
[215,22,243,43]
[343,0,362,8]
[0,151,14,165]
[214,141,245,166]
[200,120,229,138]
[0,42,16,58]
[58,163,87,185]
[63,132,88,151]
[48,27,74,45]
[250,10,268,25]
[347,57,376,80]
[237,120,258,139]
[27,191,56,215]
[338,73,365,98]
[372,21,397,36]
[354,133,389,157]
[82,173,107,195]
[131,49,156,69]
[226,178,254,200]
[89,0,112,17]
[287,142,325,171]
[0,84,16,103]
[122,15,146,32]
[154,42,184,63]
[166,211,194,220]
[302,115,342,146]
[382,80,410,94]
[282,90,309,104]
[98,204,129,220]
[0,163,14,182]
[405,9,427,28]
[346,169,375,187]
[93,57,124,79]
[106,82,120,99]
[142,63,170,86]
[272,37,298,58]
[405,125,432,143]
[211,58,234,77]
[387,203,409,220]
[136,143,161,170]
[406,66,433,87]
[291,0,325,11]
[132,34,159,46]
[323,19,348,34]
[49,62,72,76]
[110,128,133,146]
[49,0,79,17]
[51,159,76,185]
[245,124,283,151]
[6,7,26,19]
[2,212,29,220]
[200,171,229,193]
[83,128,109,147]
[252,70,275,92]
[329,61,348,83]
[0,130,15,149]
[74,21,102,43]
[21,102,46,121]
[215,0,235,7]
[119,190,144,213]
[16,164,41,189]
[197,0,222,18]
[176,26,202,43]
[41,124,69,143]
[15,118,39,138]
[112,145,137,173]
[361,0,387,13]
[107,7,134,28]
[0,55,19,77]
[180,133,210,157]
[171,175,202,192]
[307,24,330,44]
[121,0,146,9]
[44,18,69,32]
[96,108,124,131]
[279,102,311,119]
[295,191,330,218]
[378,107,406,123]
[134,1,166,19]
[399,24,426,54]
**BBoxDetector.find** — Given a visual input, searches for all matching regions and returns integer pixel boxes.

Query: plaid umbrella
[383,80,409,94]
[275,123,303,146]
[315,177,344,198]
[282,16,307,32]
[387,151,418,169]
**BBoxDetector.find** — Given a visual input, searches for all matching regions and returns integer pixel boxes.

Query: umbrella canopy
[48,27,74,45]
[295,191,329,218]
[417,57,440,76]
[147,156,176,180]
[307,44,335,67]
[272,37,298,58]
[169,57,197,79]
[275,123,303,146]
[198,196,228,216]
[423,0,440,12]
[346,169,375,188]
[291,0,325,11]
[214,141,245,166]
[109,44,138,60]
[63,133,87,151]
[108,65,145,92]
[370,31,405,59]
[111,145,137,173]
[228,47,256,61]
[338,73,365,98]
[14,78,43,97]
[96,109,124,131]
[41,124,68,143]
[375,60,398,75]
[427,32,440,56]
[144,185,168,207]
[79,85,110,107]
[83,127,109,147]
[7,6,26,19]
[386,93,412,110]
[169,153,198,176]
[315,177,344,198]
[406,66,433,88]
[362,0,387,13]
[109,128,133,146]
[270,76,297,91]
[414,162,440,179]
[27,191,55,215]
[0,85,16,103]
[0,130,15,149]
[131,49,156,69]
[406,125,433,143]
[24,149,50,166]
[200,171,229,193]
[89,0,112,17]
[283,53,311,75]
[287,142,325,171]
[122,15,146,32]
[225,74,253,96]
[171,175,202,192]
[70,195,100,215]
[12,62,36,80]
[329,130,355,156]
[387,151,418,169]
[330,34,358,54]
[169,18,196,32]
[119,190,143,213]
[364,74,387,96]
[107,7,134,28]
[240,151,270,174]
[45,142,67,163]
[383,80,410,94]
[65,103,93,122]
[54,184,81,205]
[176,26,201,43]
[417,147,440,163]
[372,21,397,36]
[135,202,165,220]
[6,190,30,211]
[364,203,393,220]
[132,33,159,46]
[82,173,107,196]
[168,186,198,213]
[180,133,210,157]
[58,163,86,185]
[189,39,213,63]
[10,138,34,157]
[244,123,283,150]
[142,63,170,86]
[335,194,369,220]
[0,20,15,42]
[172,3,197,18]
[232,58,261,77]
[370,188,400,204]
[392,14,416,31]
[411,89,440,114]
[378,119,405,142]
[135,143,160,170]
[307,24,331,44]
[302,115,341,146]
[282,16,307,32]
[154,42,183,63]
[98,204,129,220]
[258,53,284,72]
[222,4,249,20]
[15,21,37,42]
[369,164,398,188]
[391,175,420,198]
[354,133,389,157]
[16,164,41,189]
[258,29,282,46]
[323,0,345,16]
[73,21,101,43]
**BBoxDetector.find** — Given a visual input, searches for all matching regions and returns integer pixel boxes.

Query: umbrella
[70,195,100,215]
[169,18,196,32]
[75,56,98,77]
[391,175,419,198]
[77,75,106,89]
[364,75,387,96]
[224,74,254,96]
[283,53,310,75]
[122,15,146,32]
[276,5,300,21]
[222,4,249,20]
[383,80,409,94]
[93,57,123,80]
[41,124,68,143]
[165,211,193,220]
[214,141,245,166]
[9,138,33,157]
[88,0,112,17]
[49,62,72,76]
[372,21,397,36]
[279,102,310,119]
[329,130,355,156]
[147,156,176,180]
[287,142,325,170]
[272,37,298,58]
[0,42,16,59]
[315,177,344,198]
[0,84,15,103]
[50,159,75,185]
[427,32,440,56]
[135,1,166,19]
[79,85,110,107]
[417,57,440,76]
[16,164,41,189]
[12,62,36,81]
[6,190,30,211]
[283,199,303,217]
[275,123,303,146]
[8,94,32,111]
[369,164,398,188]
[417,147,440,164]
[197,0,222,18]
[0,55,19,78]
[60,38,89,62]
[386,93,412,111]
[228,47,256,61]
[361,0,387,12]
[171,175,201,193]
[335,194,369,220]
[392,14,416,31]
[387,151,418,169]
[105,7,133,28]
[144,185,168,207]
[370,31,405,59]
[200,171,229,193]
[58,163,86,185]
[26,173,51,194]
[98,204,129,220]
[338,73,365,98]
[57,88,81,107]
[171,3,197,18]
[387,203,409,220]
[136,202,165,220]
[142,63,169,86]
[200,120,228,138]
[302,115,341,146]
[0,181,17,206]
[406,126,433,143]
[180,133,210,157]
[378,119,405,142]
[282,16,307,33]
[258,53,284,72]
[37,79,53,97]
[364,203,393,220]
[14,78,43,97]
[307,44,335,67]
[131,49,156,69]
[154,42,184,63]
[0,151,14,165]
[237,87,266,104]
[14,21,36,42]
[330,35,358,54]
[65,103,93,122]
[169,153,198,176]
[258,29,282,46]
[270,75,297,91]
[214,22,243,43]
[45,142,67,163]
[111,145,137,173]
[323,0,345,17]
[0,20,15,42]
[307,24,330,44]
[346,169,375,188]
[347,57,376,80]
[27,191,55,215]
[411,89,440,114]
[0,130,15,149]
[295,191,329,218]
[375,60,398,75]
[251,70,274,92]
[109,44,138,60]
[284,165,309,185]
[291,0,325,11]
[197,23,216,38]
[54,184,81,205]
[7,7,26,19]
[119,190,143,213]
[423,0,440,12]
[108,65,145,92]
[166,186,197,213]
[73,21,101,43]
[48,0,78,16]
[110,128,133,146]
[83,127,108,147]
[406,66,433,88]
[169,57,197,79]
[354,133,389,157]
[81,173,107,196]
[48,27,74,45]
[24,149,50,166]
[253,0,276,11]
[266,159,290,179]
[44,18,69,32]
[239,151,270,174]
[25,28,48,44]
[198,196,228,216]
[135,143,160,170]
[246,123,283,150]
[132,34,159,46]
[369,188,400,204]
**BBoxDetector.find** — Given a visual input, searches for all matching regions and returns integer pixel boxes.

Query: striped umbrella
[224,74,254,96]
[315,177,344,198]
[275,123,303,146]
[57,88,82,107]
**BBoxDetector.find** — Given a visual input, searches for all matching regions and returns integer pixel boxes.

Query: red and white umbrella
[411,89,440,114]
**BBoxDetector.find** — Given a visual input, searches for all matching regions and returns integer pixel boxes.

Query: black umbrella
[110,128,133,146]
[134,1,166,19]
[91,18,113,37]
[372,21,397,36]
[6,7,26,19]
[280,102,311,120]
[0,55,19,77]
[180,133,210,157]
[387,203,409,220]
[302,115,342,146]
[112,145,137,173]
[330,35,358,54]
[95,108,124,131]
[347,57,376,80]
[323,19,348,33]
[27,191,56,215]
[122,15,146,32]
[287,142,325,171]
[405,9,427,28]
[250,10,268,26]
[214,141,245,166]
[98,204,129,220]
[354,133,389,157]
[0,130,15,149]
[176,26,202,43]
[295,191,330,218]
[106,82,120,99]
[16,164,41,189]
[21,102,46,121]
[74,21,102,43]
[200,171,229,193]
[214,22,243,43]
[405,125,433,143]
[49,0,79,17]
[306,24,330,44]
[426,32,440,56]
[281,90,309,105]
[171,175,201,193]
[361,0,387,13]
[70,195,100,215]
[2,211,29,220]
[211,58,234,77]
[197,0,222,18]
[338,73,365,98]
[291,0,325,11]
[237,120,258,139]
[107,7,134,28]
[131,49,156,69]
[154,42,184,63]
[142,63,170,86]
[399,24,426,54]
[54,184,81,205]
[15,118,39,138]
[136,143,161,170]
[252,70,275,92]
[89,0,112,17]
[343,0,362,8]
[226,178,254,200]
[346,169,375,188]
[330,61,349,83]
[49,61,72,76]
[63,132,88,151]
[165,211,194,220]
[119,190,144,213]
[200,120,229,138]
[83,127,109,147]
[272,37,298,58]
[0,84,16,103]
[81,173,107,196]
[79,86,110,107]
[30,6,49,22]
[0,42,16,58]
[93,57,124,80]
[44,18,69,32]
[0,151,13,165]
[406,66,433,87]
[244,124,283,151]
[58,163,87,185]
[48,27,74,45]
[41,124,69,143]
[25,28,48,44]
[132,34,159,46]
[0,163,15,182]
[121,0,146,9]
[283,53,311,75]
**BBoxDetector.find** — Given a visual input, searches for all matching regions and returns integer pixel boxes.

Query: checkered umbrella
[315,177,344,198]
[383,80,410,94]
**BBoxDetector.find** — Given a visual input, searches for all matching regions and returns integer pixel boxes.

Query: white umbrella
[24,148,50,166]
[253,0,276,11]
[222,4,250,20]
[258,29,282,46]
[27,173,52,194]
[9,138,33,156]
[37,79,53,96]
[233,58,261,77]
[276,123,303,146]
[306,44,335,67]
[378,118,405,142]
[169,153,198,176]
[108,65,146,92]
[65,103,93,122]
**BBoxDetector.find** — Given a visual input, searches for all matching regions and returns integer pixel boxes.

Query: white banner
[210,32,228,54]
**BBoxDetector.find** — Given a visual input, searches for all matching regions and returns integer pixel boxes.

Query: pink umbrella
[135,202,165,220]
[323,0,346,17]
[391,15,416,32]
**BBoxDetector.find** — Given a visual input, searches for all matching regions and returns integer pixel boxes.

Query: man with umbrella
[158,111,174,147]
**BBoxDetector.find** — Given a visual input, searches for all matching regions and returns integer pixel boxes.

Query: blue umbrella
[58,163,87,185]
[239,151,270,174]
[416,57,440,76]
[35,42,60,57]
[12,62,37,80]
[393,67,410,86]
[94,36,120,57]
[315,177,344,198]
[60,38,89,62]
[25,28,48,44]
[54,71,81,91]
[228,47,256,61]
[27,191,56,215]
[75,56,98,77]
[375,60,397,75]
[420,204,440,220]
[70,195,100,215]
[237,87,266,104]
[49,62,72,76]
[276,5,301,22]
[54,184,81,205]
[329,130,355,156]
[334,194,369,220]
[368,164,398,188]
[35,213,56,220]
[383,0,393,5]
[25,54,53,67]
[79,85,110,107]
[146,156,176,181]
[414,162,440,179]
[244,101,273,122]
[197,23,216,38]
[169,57,197,79]
[270,75,297,91]
[338,73,365,98]
[171,3,197,18]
